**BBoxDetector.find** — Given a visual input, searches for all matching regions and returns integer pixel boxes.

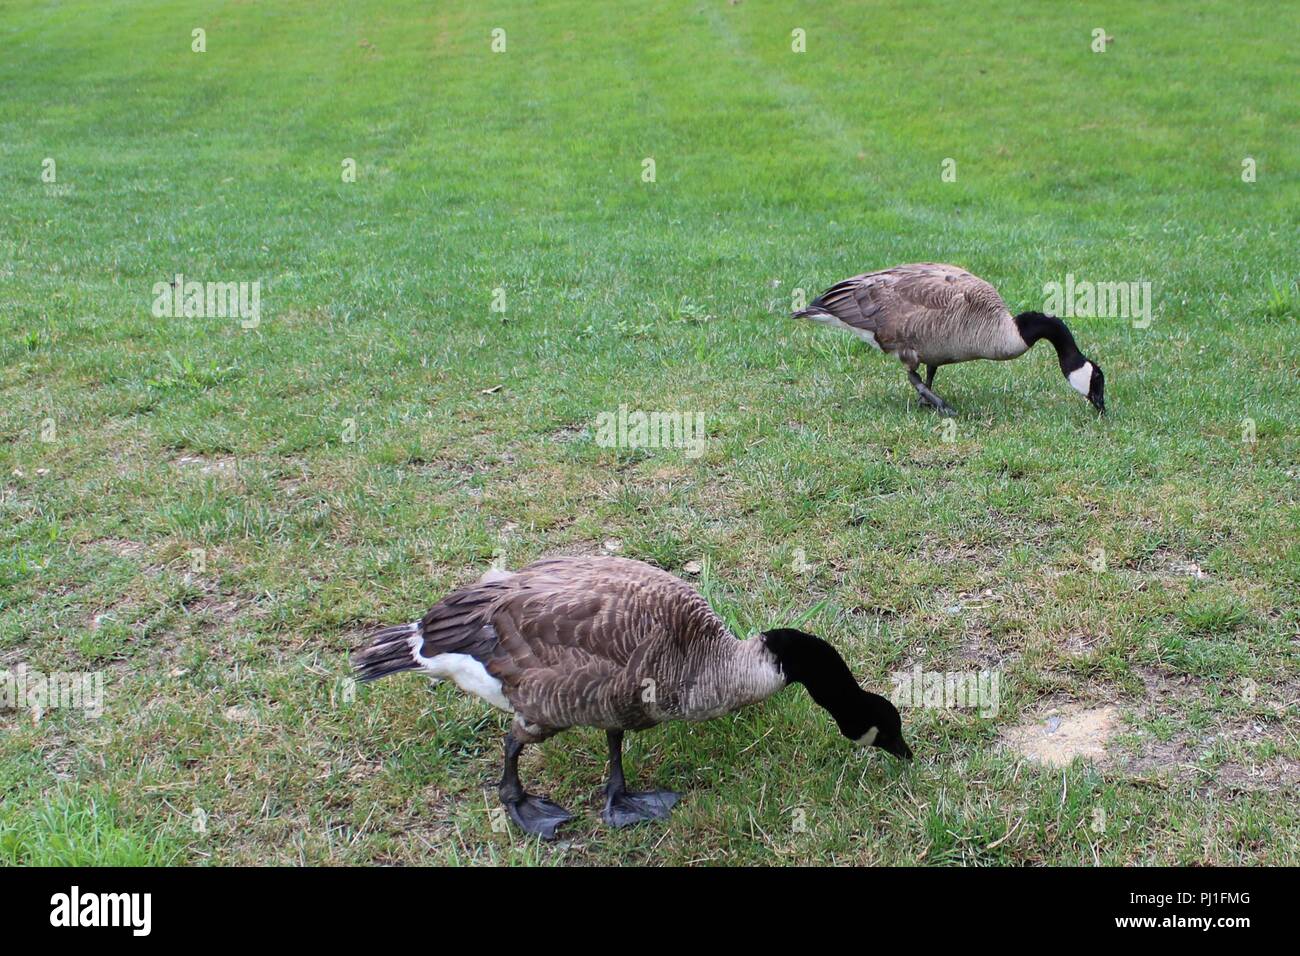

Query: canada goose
[353,555,911,839]
[794,263,1106,416]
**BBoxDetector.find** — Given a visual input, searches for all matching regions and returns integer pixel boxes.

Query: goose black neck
[762,629,871,739]
[1014,311,1085,373]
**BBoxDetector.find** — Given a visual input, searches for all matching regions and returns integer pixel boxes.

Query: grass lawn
[1,0,1297,865]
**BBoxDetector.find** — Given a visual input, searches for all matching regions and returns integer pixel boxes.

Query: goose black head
[1013,311,1106,413]
[762,628,913,761]
[1061,351,1106,413]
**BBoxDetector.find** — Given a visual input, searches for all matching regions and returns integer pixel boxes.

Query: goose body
[795,263,1106,415]
[353,555,909,838]
[396,556,786,728]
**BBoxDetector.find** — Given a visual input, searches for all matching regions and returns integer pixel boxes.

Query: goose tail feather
[351,622,422,682]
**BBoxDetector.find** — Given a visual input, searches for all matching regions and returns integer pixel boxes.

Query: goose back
[416,556,785,731]
[806,263,1026,364]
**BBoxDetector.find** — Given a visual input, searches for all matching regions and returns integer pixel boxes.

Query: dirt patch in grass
[1213,742,1300,791]
[1001,704,1120,768]
[1135,547,1213,582]
[902,443,976,470]
[953,629,1020,670]
[182,591,255,623]
[172,453,238,476]
[913,539,1009,573]
[939,587,1003,616]
[1060,630,1103,658]
[90,538,148,560]
[549,424,589,444]
[1117,666,1298,792]
[1004,668,1298,792]
[520,539,608,562]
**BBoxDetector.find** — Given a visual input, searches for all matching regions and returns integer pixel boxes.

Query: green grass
[1,0,1297,865]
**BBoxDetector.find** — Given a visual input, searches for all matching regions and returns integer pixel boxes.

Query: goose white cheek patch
[855,726,879,747]
[1068,362,1093,396]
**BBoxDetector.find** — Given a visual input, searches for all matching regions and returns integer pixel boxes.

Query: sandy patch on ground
[173,453,237,475]
[999,667,1297,790]
[1001,704,1120,768]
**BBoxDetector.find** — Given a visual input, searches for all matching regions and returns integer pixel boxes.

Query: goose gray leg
[925,364,938,388]
[907,367,955,416]
[602,729,680,828]
[499,732,572,839]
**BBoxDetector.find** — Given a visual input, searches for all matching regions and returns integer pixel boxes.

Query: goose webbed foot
[907,369,956,416]
[918,392,956,416]
[601,729,680,828]
[499,730,572,840]
[505,793,573,839]
[603,785,681,828]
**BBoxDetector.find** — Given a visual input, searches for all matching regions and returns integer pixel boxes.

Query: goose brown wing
[809,263,1006,349]
[482,557,725,728]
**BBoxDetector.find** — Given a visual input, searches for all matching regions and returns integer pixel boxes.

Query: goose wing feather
[810,263,1011,357]
[484,557,731,729]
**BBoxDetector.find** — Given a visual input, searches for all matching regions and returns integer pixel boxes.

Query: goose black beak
[1087,363,1106,413]
[885,737,914,761]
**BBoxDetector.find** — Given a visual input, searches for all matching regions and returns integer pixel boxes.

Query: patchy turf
[1,0,1297,865]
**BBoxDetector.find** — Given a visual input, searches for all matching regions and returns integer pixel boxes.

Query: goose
[352,555,911,839]
[793,263,1106,416]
